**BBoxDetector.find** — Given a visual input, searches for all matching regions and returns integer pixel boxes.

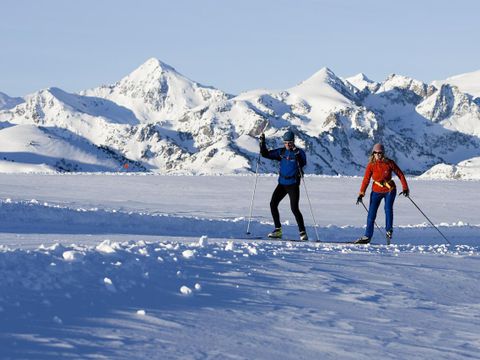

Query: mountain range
[1,58,480,178]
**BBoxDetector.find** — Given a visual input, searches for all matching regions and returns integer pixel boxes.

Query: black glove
[400,189,409,197]
[356,194,364,205]
[259,133,265,148]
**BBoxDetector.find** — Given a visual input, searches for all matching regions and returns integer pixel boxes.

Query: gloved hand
[400,189,409,197]
[259,133,265,146]
[356,194,364,205]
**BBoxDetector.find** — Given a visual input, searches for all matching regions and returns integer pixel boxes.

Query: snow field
[0,238,479,359]
[0,174,479,359]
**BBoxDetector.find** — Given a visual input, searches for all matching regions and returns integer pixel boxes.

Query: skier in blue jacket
[260,129,308,241]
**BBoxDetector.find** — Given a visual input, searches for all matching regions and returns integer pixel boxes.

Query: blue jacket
[261,145,307,185]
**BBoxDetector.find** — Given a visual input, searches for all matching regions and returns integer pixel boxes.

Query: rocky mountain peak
[82,58,230,122]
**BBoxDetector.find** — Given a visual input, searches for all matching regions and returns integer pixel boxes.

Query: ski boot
[299,231,309,241]
[386,230,393,245]
[267,228,282,239]
[354,236,371,244]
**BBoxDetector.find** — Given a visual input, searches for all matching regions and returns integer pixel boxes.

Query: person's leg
[286,184,306,232]
[365,191,383,238]
[270,184,287,229]
[384,189,397,233]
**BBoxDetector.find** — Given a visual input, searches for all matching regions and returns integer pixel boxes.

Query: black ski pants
[270,183,306,232]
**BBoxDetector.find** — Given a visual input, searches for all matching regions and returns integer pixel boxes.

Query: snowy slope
[0,124,145,172]
[420,156,480,180]
[344,73,379,92]
[0,174,479,359]
[432,69,480,98]
[417,84,480,136]
[0,160,54,173]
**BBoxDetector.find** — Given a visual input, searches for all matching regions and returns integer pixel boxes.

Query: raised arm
[260,134,281,160]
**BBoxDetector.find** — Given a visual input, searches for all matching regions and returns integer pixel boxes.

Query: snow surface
[0,124,121,172]
[433,69,480,98]
[344,73,377,91]
[0,174,479,359]
[420,156,480,180]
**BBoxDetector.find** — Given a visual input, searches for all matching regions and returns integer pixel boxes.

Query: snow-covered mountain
[433,69,480,99]
[344,73,379,93]
[419,156,480,180]
[82,58,232,123]
[1,58,480,176]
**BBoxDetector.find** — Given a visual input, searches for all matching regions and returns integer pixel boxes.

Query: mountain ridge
[1,58,480,177]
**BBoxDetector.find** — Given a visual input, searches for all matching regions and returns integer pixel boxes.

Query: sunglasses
[373,151,384,155]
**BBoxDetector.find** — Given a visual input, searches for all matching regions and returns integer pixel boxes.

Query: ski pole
[296,159,320,241]
[359,199,387,243]
[246,122,269,235]
[301,175,320,241]
[405,195,451,245]
[245,153,261,235]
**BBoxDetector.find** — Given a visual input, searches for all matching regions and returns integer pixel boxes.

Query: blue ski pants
[365,189,396,238]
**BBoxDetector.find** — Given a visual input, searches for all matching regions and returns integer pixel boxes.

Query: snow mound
[420,157,480,180]
[1,198,479,245]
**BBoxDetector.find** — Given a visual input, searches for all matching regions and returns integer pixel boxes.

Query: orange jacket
[359,159,409,195]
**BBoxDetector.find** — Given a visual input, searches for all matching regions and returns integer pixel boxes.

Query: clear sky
[1,0,480,97]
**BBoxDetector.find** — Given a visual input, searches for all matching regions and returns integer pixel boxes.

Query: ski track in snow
[0,174,479,359]
[0,198,479,247]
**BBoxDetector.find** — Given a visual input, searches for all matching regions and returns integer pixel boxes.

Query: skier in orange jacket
[355,143,409,244]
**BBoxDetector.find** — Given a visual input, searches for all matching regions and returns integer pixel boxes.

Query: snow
[344,73,376,91]
[0,160,55,173]
[0,174,479,359]
[420,156,480,180]
[0,124,121,172]
[433,69,480,98]
[82,58,231,124]
[285,67,357,134]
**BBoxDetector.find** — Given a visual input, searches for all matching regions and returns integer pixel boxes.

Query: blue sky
[1,0,479,97]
